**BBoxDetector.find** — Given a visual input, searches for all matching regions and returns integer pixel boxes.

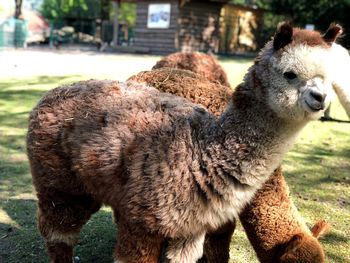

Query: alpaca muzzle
[303,78,329,112]
[306,89,326,111]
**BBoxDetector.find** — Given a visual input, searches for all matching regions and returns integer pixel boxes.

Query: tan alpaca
[152,52,230,87]
[240,168,331,263]
[27,23,339,263]
[128,68,232,116]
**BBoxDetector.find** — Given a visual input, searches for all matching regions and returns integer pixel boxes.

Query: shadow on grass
[0,75,82,90]
[0,133,28,155]
[0,111,31,130]
[218,55,255,63]
[0,199,116,263]
[0,75,84,131]
[326,231,349,244]
[0,159,32,197]
[327,252,350,263]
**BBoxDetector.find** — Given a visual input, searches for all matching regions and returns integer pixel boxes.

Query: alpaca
[128,68,236,263]
[27,23,340,263]
[330,43,350,119]
[240,167,331,263]
[129,67,330,263]
[128,68,232,116]
[152,52,230,87]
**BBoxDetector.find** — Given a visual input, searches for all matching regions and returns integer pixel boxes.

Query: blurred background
[1,0,350,54]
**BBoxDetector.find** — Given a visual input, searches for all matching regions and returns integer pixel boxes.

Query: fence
[0,18,28,48]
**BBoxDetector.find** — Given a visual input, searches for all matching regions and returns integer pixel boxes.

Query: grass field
[0,53,349,263]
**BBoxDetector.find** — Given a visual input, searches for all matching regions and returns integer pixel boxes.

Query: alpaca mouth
[304,100,324,112]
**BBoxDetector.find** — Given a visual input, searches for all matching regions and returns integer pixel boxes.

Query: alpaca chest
[202,183,258,231]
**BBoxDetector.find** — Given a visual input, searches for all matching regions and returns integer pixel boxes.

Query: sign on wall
[147,4,171,29]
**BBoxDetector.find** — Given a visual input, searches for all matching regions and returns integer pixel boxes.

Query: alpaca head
[278,220,331,263]
[254,23,342,122]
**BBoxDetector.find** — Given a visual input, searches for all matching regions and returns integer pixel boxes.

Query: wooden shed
[129,0,229,54]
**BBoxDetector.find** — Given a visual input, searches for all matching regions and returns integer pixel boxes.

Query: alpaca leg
[202,220,236,263]
[37,189,101,263]
[114,219,164,263]
[166,233,206,263]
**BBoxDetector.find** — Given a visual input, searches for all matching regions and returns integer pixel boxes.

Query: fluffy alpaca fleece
[330,43,350,119]
[27,23,339,263]
[129,68,236,263]
[128,68,232,116]
[152,52,231,87]
[129,67,330,263]
[240,167,331,263]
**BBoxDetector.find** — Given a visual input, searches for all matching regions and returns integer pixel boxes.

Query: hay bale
[152,52,231,87]
[128,68,232,116]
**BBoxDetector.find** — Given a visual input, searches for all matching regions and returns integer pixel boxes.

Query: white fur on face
[267,44,334,121]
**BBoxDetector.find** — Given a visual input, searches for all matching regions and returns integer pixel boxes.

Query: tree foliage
[231,0,350,47]
[41,0,136,26]
[111,3,136,27]
[41,0,100,20]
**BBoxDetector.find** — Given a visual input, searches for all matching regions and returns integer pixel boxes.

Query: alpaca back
[152,52,230,87]
[128,68,232,116]
[27,79,221,238]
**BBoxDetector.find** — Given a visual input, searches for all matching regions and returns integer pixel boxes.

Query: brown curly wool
[240,168,330,263]
[128,68,232,116]
[152,52,231,87]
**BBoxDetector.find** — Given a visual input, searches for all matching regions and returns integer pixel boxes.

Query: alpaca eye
[283,71,297,80]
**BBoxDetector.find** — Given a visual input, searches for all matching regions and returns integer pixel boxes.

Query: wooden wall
[178,0,224,53]
[132,0,228,54]
[133,0,179,54]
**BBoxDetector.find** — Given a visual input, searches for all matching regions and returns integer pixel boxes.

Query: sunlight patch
[0,208,21,229]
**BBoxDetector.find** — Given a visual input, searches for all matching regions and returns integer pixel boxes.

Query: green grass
[0,58,349,263]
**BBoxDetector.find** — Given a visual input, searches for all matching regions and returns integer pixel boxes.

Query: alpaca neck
[199,71,306,188]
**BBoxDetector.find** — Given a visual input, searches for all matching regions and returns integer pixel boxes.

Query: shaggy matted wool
[128,68,232,116]
[152,52,231,87]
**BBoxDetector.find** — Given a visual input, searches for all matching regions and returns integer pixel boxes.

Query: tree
[230,0,350,48]
[14,0,23,19]
[41,0,100,21]
[266,0,350,47]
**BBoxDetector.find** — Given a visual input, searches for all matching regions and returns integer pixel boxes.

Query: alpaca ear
[311,220,331,239]
[273,22,293,51]
[323,23,343,44]
[279,233,304,262]
[286,233,304,253]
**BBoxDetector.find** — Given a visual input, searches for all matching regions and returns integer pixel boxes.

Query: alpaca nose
[310,90,326,104]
